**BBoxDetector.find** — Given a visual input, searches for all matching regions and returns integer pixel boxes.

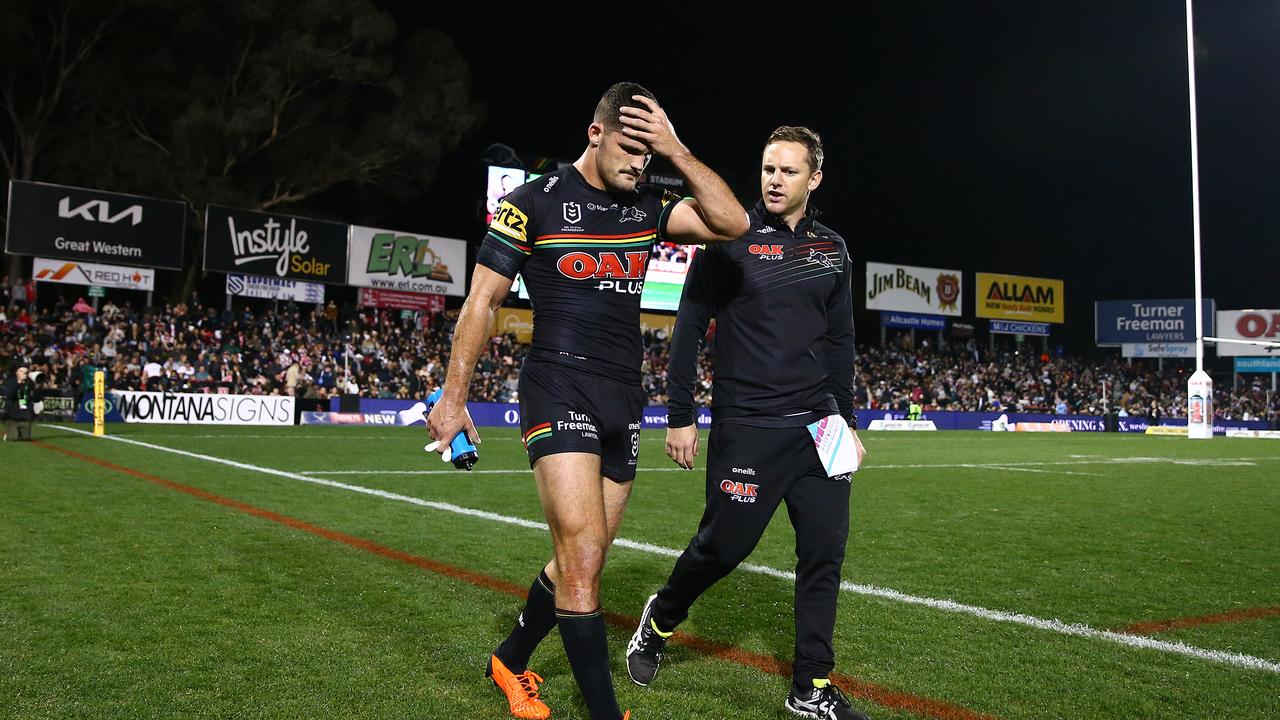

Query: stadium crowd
[2,291,1277,426]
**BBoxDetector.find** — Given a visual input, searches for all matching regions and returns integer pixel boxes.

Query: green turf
[2,424,1278,719]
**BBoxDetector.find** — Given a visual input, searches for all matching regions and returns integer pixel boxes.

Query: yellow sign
[93,370,105,436]
[640,312,676,339]
[975,272,1065,324]
[494,308,534,343]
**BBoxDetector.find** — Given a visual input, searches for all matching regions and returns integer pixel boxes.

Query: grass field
[3,423,1279,719]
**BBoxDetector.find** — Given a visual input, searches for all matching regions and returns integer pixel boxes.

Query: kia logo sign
[59,197,143,226]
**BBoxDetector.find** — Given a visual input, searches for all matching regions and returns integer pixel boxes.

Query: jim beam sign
[203,205,349,284]
[864,261,962,317]
[976,272,1065,324]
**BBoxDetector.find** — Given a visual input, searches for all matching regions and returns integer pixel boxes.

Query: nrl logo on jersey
[619,206,647,223]
[563,202,582,224]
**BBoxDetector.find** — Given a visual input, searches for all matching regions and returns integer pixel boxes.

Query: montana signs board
[203,205,348,284]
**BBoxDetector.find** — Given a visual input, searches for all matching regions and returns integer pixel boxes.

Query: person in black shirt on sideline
[626,127,870,720]
[427,82,747,720]
[3,360,37,441]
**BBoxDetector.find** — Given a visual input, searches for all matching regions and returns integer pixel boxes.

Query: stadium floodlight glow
[1184,0,1213,440]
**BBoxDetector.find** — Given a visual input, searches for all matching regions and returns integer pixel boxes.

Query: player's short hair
[594,82,657,132]
[766,126,824,171]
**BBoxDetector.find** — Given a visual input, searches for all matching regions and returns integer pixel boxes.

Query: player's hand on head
[665,424,699,470]
[619,95,683,159]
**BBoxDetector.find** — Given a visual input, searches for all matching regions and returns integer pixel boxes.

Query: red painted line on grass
[1116,606,1280,636]
[35,440,1000,720]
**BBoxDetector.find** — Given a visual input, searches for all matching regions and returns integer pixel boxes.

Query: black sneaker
[625,594,670,686]
[784,682,871,720]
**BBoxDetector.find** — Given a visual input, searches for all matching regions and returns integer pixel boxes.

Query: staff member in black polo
[3,360,38,441]
[626,126,869,720]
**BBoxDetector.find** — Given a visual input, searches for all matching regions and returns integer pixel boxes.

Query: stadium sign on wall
[976,272,1065,323]
[880,311,947,331]
[1121,343,1196,358]
[226,274,325,303]
[348,226,467,297]
[1214,310,1280,356]
[989,320,1050,337]
[113,391,295,425]
[6,180,186,269]
[865,261,962,316]
[33,257,155,291]
[357,288,445,313]
[204,205,348,284]
[1095,299,1215,345]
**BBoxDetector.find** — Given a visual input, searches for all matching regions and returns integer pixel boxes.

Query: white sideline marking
[293,455,1277,476]
[40,423,1280,675]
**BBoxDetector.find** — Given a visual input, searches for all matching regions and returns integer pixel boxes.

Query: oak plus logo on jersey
[557,250,649,296]
[720,479,759,503]
[748,243,784,261]
[563,202,582,224]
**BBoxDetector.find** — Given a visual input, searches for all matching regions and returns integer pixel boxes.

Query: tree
[2,0,481,297]
[0,0,129,281]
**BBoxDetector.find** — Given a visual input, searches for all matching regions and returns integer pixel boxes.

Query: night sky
[386,2,1279,357]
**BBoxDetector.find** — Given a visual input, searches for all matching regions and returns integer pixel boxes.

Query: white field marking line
[979,465,1103,477]
[119,434,525,441]
[40,424,1280,675]
[293,455,1278,476]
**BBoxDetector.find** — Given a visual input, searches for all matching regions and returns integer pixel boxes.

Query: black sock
[557,607,622,720]
[495,569,557,673]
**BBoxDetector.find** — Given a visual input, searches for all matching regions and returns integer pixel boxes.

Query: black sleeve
[823,242,856,425]
[666,246,719,428]
[1,380,14,421]
[652,189,689,243]
[476,185,535,279]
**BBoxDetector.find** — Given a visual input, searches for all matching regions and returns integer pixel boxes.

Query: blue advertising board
[881,311,947,331]
[1095,299,1215,345]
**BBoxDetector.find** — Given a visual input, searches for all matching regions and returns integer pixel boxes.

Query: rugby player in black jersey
[427,82,747,720]
[624,127,871,720]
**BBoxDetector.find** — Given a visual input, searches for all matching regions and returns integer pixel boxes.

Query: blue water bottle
[426,388,479,471]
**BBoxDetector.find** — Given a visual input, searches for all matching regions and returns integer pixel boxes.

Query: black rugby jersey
[477,165,683,384]
[666,201,855,428]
